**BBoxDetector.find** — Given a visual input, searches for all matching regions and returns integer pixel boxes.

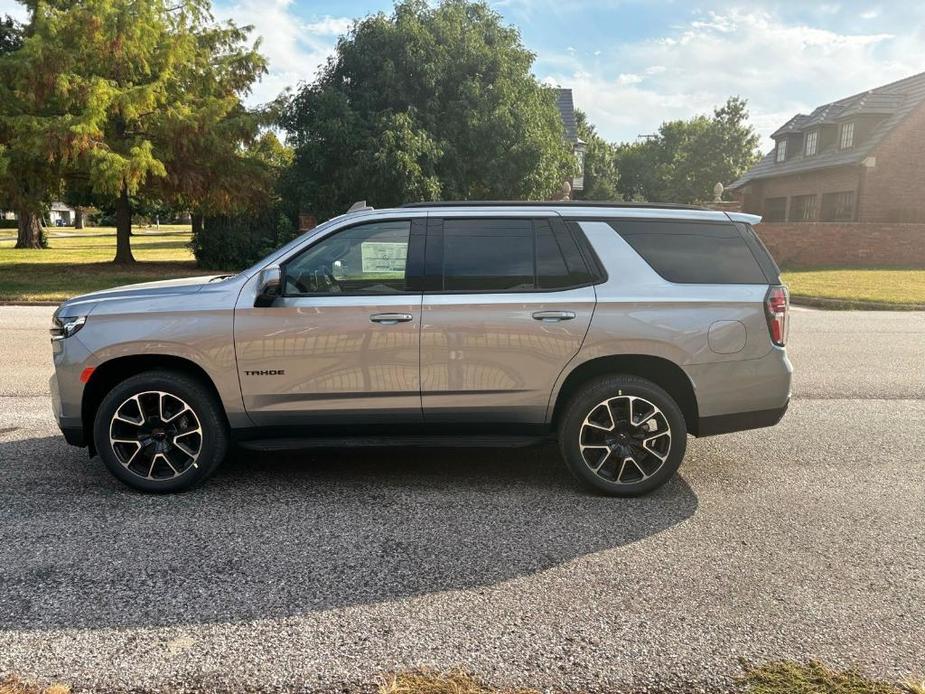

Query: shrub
[192,205,298,270]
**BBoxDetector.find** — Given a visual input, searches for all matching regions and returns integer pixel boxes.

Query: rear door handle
[370,313,414,325]
[532,310,576,322]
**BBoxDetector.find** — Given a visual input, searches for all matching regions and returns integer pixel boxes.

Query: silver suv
[50,202,792,496]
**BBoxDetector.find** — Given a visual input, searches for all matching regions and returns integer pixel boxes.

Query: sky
[4,0,925,152]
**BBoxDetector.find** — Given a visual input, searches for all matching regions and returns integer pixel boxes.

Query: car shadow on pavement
[0,435,698,631]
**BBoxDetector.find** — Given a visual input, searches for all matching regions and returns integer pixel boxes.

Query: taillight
[765,285,789,347]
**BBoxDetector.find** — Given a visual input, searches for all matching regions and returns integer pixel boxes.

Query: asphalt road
[0,306,923,693]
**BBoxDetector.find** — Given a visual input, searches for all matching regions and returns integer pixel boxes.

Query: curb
[790,295,925,311]
[0,301,60,307]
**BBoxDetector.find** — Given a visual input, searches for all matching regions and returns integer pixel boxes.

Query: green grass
[782,269,925,307]
[0,225,217,302]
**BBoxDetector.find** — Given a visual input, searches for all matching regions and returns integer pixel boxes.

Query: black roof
[730,70,925,189]
[401,200,705,210]
[555,88,580,144]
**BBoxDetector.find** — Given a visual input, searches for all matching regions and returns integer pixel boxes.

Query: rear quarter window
[607,220,768,284]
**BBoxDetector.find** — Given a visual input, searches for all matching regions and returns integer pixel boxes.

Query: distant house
[0,202,78,226]
[555,88,586,197]
[729,71,925,223]
[48,202,77,226]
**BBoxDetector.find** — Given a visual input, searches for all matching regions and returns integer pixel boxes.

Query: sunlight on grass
[738,661,924,694]
[378,670,538,694]
[0,676,70,694]
[782,269,925,306]
[0,225,219,302]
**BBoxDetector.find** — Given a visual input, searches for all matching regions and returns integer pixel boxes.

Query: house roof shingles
[730,70,925,189]
[556,88,579,144]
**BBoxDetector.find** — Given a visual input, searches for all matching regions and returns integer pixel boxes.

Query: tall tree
[78,0,268,263]
[1,0,267,262]
[280,0,574,221]
[574,110,620,201]
[614,96,761,204]
[0,4,71,249]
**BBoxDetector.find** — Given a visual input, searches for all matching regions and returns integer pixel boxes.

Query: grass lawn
[0,225,219,303]
[782,269,925,307]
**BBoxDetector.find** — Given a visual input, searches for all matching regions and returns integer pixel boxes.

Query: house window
[839,122,855,149]
[805,130,818,156]
[789,194,817,222]
[821,191,855,221]
[775,139,787,162]
[764,197,787,222]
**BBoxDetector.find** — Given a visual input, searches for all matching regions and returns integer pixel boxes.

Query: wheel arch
[550,354,700,435]
[81,355,228,455]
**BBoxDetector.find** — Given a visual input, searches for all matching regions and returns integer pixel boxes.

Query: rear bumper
[696,399,789,437]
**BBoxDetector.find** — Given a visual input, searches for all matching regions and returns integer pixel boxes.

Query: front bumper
[50,330,93,448]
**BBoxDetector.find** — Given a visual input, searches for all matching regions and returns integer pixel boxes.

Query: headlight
[50,315,87,341]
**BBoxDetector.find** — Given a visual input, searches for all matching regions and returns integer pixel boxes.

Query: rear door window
[433,218,594,292]
[608,220,768,284]
[442,218,535,291]
[536,220,592,289]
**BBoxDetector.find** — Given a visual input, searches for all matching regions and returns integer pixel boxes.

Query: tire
[558,374,687,496]
[92,370,228,493]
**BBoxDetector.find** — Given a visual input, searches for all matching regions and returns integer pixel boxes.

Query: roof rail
[400,200,706,211]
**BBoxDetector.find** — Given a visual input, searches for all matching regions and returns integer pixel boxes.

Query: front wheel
[93,370,228,493]
[558,375,687,496]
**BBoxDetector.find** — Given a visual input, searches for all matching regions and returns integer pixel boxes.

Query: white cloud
[0,0,27,21]
[305,16,354,36]
[214,0,351,106]
[616,73,643,85]
[538,7,925,150]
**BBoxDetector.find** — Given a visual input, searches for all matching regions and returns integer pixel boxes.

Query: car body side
[50,205,791,450]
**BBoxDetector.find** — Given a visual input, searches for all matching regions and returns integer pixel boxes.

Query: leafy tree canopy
[574,110,620,201]
[280,0,574,221]
[614,96,760,204]
[0,15,22,54]
[0,0,269,261]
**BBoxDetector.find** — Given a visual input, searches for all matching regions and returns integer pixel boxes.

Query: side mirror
[254,265,282,307]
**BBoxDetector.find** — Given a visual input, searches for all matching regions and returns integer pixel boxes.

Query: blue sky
[4,0,924,151]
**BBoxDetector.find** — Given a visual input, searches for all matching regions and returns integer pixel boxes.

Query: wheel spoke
[109,390,203,481]
[579,393,672,486]
[173,439,198,458]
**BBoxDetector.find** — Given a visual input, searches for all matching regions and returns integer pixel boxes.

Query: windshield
[239,215,349,279]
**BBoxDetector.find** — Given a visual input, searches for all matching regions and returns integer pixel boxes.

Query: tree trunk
[191,212,203,239]
[15,208,44,249]
[74,206,84,229]
[113,184,135,264]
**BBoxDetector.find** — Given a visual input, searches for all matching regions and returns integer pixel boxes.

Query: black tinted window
[610,220,767,284]
[443,219,534,291]
[536,220,591,289]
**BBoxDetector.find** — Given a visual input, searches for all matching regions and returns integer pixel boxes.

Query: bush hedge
[192,206,298,270]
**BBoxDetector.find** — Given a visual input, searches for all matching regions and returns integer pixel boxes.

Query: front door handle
[532,310,576,322]
[370,313,414,325]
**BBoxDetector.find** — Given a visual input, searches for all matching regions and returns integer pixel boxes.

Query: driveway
[0,307,923,692]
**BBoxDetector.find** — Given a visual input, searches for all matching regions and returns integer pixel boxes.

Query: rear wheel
[93,370,228,492]
[558,375,687,496]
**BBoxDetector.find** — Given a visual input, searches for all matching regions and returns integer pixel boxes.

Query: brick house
[728,71,925,223]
